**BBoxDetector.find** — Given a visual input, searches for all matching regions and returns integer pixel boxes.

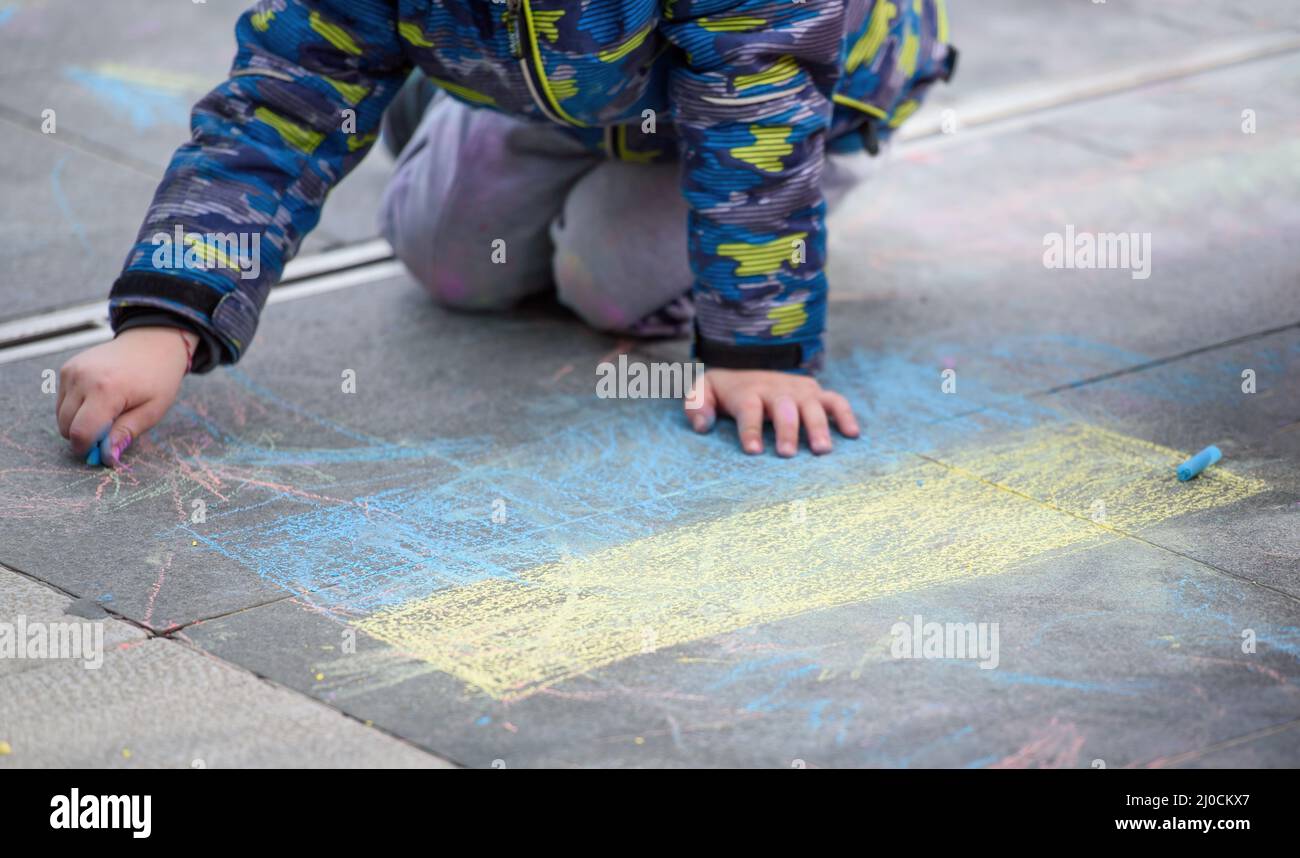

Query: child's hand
[56,327,195,466]
[686,368,860,456]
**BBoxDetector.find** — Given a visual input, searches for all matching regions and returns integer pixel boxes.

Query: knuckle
[88,373,116,395]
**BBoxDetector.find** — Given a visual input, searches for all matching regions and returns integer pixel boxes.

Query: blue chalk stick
[1177,445,1221,481]
[84,430,110,467]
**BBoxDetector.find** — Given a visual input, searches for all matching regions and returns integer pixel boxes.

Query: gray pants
[378,96,876,335]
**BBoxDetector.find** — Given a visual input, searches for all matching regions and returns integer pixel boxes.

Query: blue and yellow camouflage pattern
[111,0,954,372]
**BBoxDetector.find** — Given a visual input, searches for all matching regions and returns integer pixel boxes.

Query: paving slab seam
[1034,321,1300,398]
[911,453,1300,607]
[0,102,161,179]
[1,564,460,767]
[1027,123,1134,162]
[1135,715,1300,769]
[2,559,303,643]
[158,632,465,768]
[1,560,159,638]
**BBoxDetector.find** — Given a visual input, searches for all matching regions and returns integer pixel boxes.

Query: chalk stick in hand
[84,429,108,468]
[1177,445,1221,481]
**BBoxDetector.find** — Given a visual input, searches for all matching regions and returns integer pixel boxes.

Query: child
[56,0,955,465]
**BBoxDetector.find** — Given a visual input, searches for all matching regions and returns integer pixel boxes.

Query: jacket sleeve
[109,0,411,370]
[661,0,845,373]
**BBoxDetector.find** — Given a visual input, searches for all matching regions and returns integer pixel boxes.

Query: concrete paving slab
[0,0,393,293]
[0,130,158,320]
[934,0,1300,112]
[1039,327,1300,600]
[1158,717,1300,768]
[0,636,452,768]
[0,274,652,628]
[0,563,146,679]
[2,2,1297,769]
[182,534,1300,768]
[829,52,1300,392]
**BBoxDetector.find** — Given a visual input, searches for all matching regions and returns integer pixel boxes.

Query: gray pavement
[0,1,1297,767]
[0,565,451,767]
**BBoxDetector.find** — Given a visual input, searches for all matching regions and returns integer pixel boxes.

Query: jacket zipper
[504,0,583,126]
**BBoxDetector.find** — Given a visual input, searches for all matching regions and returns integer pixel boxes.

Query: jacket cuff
[109,272,258,369]
[693,326,824,374]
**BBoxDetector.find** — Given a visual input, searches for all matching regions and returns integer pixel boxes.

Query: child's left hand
[685,368,861,457]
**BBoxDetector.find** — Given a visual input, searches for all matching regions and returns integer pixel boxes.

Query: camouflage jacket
[110,0,954,373]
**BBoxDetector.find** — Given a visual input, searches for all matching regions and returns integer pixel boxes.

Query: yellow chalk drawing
[599,22,652,63]
[735,55,799,91]
[731,125,793,172]
[717,232,807,276]
[253,106,324,154]
[847,1,896,71]
[938,423,1265,532]
[398,21,434,48]
[95,64,211,94]
[309,11,362,56]
[767,301,807,337]
[356,423,1266,700]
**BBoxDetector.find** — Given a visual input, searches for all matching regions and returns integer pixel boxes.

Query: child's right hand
[57,326,195,466]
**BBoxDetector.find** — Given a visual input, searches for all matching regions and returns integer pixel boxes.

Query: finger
[734,395,765,455]
[684,373,716,433]
[821,392,861,438]
[57,385,85,440]
[800,398,832,454]
[67,394,123,459]
[104,399,168,467]
[768,394,800,458]
[56,365,70,420]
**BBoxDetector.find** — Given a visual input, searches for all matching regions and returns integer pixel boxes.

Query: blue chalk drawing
[50,156,93,254]
[64,66,192,131]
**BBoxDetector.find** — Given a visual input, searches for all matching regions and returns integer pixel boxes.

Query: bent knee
[381,197,528,312]
[552,247,636,331]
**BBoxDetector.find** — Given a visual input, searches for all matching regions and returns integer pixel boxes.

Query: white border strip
[898,31,1300,142]
[0,259,406,365]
